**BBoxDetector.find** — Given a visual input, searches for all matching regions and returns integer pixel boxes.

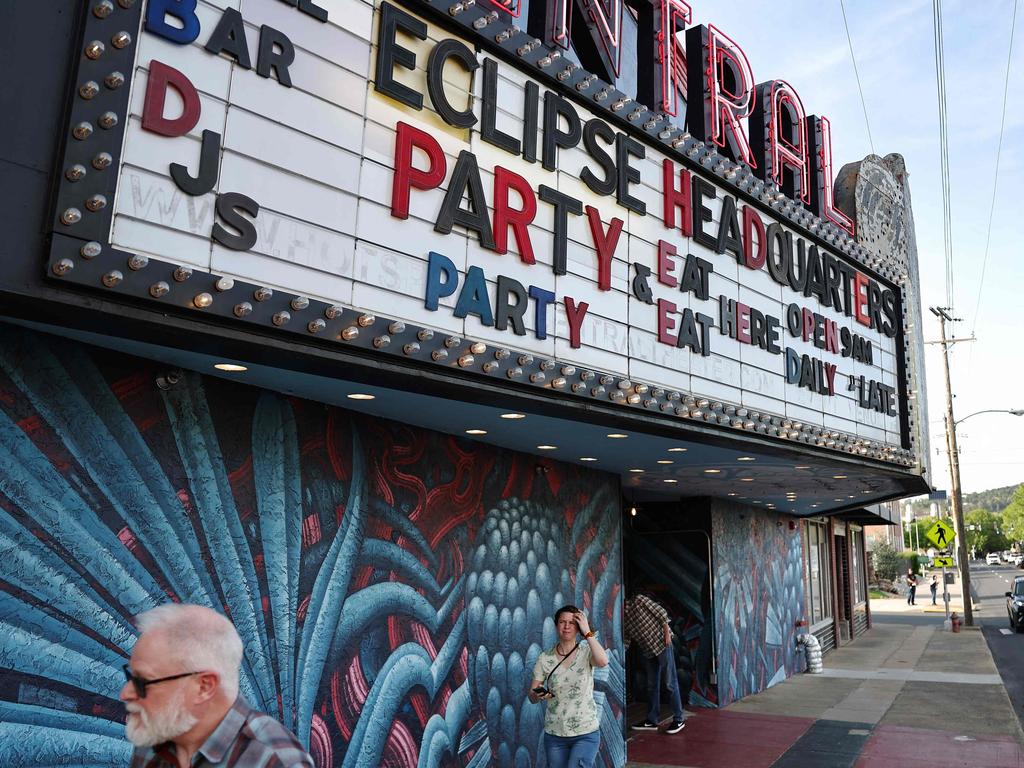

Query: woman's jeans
[544,729,600,768]
[644,646,685,723]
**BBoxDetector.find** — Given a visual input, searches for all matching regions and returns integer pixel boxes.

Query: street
[972,560,1024,729]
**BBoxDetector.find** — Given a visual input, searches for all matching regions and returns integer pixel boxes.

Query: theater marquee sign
[45,0,917,465]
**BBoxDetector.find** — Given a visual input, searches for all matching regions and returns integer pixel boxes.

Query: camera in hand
[532,686,551,696]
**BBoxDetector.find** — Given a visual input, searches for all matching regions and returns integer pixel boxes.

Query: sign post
[926,522,957,629]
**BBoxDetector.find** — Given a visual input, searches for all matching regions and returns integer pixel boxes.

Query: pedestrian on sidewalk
[623,592,686,735]
[930,574,939,605]
[906,569,918,606]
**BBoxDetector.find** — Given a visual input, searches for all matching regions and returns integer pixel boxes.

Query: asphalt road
[971,560,1024,729]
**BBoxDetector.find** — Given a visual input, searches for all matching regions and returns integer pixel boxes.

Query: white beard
[125,687,198,748]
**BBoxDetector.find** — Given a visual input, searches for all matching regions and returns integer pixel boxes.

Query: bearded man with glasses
[121,604,312,768]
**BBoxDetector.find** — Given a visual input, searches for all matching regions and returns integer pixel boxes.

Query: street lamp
[954,409,1024,427]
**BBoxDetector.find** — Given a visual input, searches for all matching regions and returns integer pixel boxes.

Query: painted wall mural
[712,502,805,706]
[0,327,624,767]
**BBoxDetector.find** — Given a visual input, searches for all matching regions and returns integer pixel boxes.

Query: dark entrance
[622,501,716,718]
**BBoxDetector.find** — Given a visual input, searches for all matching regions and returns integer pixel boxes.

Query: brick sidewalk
[626,620,1024,768]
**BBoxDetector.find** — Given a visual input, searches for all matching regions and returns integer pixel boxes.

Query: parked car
[987,552,1001,565]
[1010,553,1024,566]
[1006,577,1024,632]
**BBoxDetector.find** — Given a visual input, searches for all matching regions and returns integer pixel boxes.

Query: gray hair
[135,604,244,701]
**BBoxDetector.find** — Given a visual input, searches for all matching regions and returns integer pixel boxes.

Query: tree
[872,542,901,582]
[964,508,1008,557]
[1002,485,1024,547]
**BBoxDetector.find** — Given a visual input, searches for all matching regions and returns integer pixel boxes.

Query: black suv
[1006,576,1024,632]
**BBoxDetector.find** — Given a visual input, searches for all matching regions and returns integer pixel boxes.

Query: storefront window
[804,521,833,626]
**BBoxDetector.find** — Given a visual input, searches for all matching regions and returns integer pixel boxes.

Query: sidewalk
[625,603,1023,767]
[869,569,979,617]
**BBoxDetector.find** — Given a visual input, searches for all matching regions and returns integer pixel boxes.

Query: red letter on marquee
[853,272,870,327]
[662,159,693,236]
[741,205,765,269]
[586,206,623,291]
[807,114,855,236]
[493,166,537,264]
[657,298,678,345]
[564,296,589,348]
[142,60,201,137]
[391,121,447,220]
[686,25,756,167]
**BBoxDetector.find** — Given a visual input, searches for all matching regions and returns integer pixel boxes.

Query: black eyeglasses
[122,664,200,698]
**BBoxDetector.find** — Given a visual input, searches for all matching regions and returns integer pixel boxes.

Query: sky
[696,0,1022,495]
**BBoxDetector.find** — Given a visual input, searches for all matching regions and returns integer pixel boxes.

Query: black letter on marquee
[435,151,496,249]
[481,59,520,155]
[205,8,252,69]
[374,2,426,109]
[580,119,617,196]
[495,275,529,335]
[616,134,646,215]
[692,176,716,249]
[212,192,260,251]
[279,0,329,23]
[539,185,583,276]
[256,25,295,87]
[522,81,540,163]
[428,39,479,128]
[631,263,653,304]
[171,129,221,196]
[542,92,582,171]
[715,196,742,260]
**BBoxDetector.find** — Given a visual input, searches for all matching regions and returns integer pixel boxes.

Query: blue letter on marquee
[424,251,459,311]
[146,0,201,44]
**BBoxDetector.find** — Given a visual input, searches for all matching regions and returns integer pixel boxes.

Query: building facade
[0,1,929,765]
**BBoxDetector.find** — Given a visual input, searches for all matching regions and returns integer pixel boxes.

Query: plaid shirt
[623,594,671,658]
[129,697,313,768]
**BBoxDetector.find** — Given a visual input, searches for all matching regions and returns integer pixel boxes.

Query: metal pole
[934,308,974,626]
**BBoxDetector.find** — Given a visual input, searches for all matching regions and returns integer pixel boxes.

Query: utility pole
[930,306,974,626]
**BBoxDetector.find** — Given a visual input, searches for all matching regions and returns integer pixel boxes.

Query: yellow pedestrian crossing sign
[933,556,955,568]
[925,520,955,549]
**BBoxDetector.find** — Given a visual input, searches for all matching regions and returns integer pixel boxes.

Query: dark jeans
[907,585,917,605]
[544,729,600,768]
[931,585,938,605]
[644,646,685,723]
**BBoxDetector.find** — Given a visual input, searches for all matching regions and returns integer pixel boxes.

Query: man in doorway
[623,592,686,734]
[121,603,313,768]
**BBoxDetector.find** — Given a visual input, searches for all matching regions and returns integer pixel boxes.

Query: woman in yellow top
[528,605,609,768]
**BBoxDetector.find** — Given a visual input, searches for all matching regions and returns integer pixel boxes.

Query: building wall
[0,327,624,767]
[712,502,806,706]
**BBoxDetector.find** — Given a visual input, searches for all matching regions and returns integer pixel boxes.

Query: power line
[838,0,875,155]
[932,0,955,311]
[970,0,1018,337]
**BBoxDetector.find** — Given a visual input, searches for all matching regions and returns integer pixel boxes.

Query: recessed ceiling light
[833,475,848,479]
[580,457,598,462]
[811,504,819,508]
[347,393,375,400]
[214,363,247,372]
[737,456,756,462]
[465,429,487,435]
[668,447,688,452]
[848,495,856,499]
[664,479,678,483]
[753,500,763,504]
[537,445,557,450]
[739,477,754,482]
[607,433,628,439]
[703,468,722,474]
[795,465,811,470]
[834,498,843,502]
[629,468,645,473]
[501,413,526,419]
[727,492,738,496]
[657,460,674,465]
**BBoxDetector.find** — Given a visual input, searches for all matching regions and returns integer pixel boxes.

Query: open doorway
[622,500,716,717]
